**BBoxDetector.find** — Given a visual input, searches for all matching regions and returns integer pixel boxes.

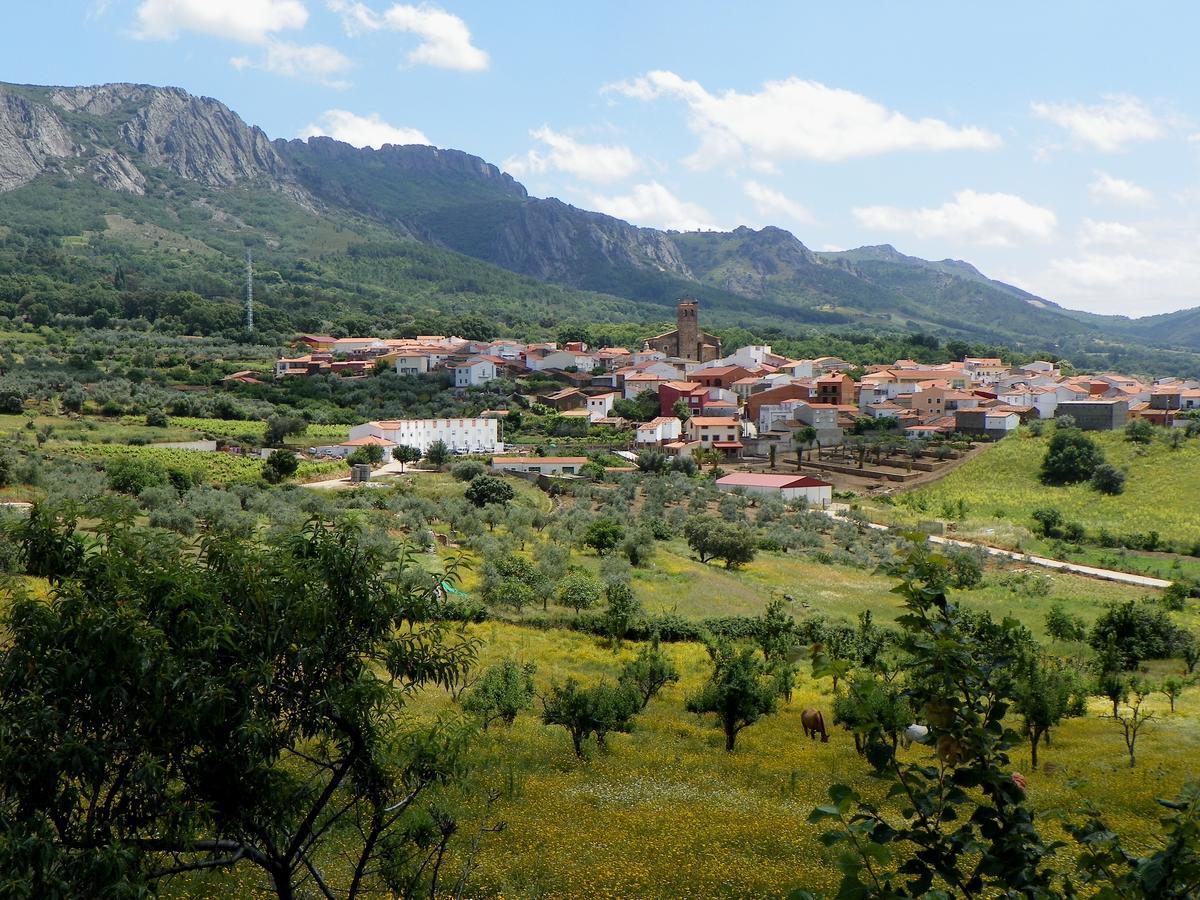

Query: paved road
[824,506,1170,589]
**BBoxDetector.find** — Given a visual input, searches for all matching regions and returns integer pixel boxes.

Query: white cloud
[301,109,430,148]
[743,180,812,224]
[853,189,1057,247]
[588,182,720,232]
[1078,218,1142,247]
[603,71,999,168]
[1031,94,1163,152]
[503,127,640,184]
[1033,248,1200,316]
[328,1,488,71]
[1088,171,1154,206]
[134,0,308,43]
[231,40,352,86]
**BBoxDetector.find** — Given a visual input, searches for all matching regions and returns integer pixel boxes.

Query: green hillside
[897,428,1200,550]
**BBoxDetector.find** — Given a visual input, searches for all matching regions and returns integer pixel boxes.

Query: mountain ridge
[1,79,1198,360]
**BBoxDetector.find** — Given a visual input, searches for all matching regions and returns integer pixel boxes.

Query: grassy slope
[172,621,1200,899]
[894,428,1200,549]
[15,471,1193,897]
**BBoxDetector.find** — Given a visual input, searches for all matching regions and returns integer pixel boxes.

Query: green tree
[264,414,307,447]
[686,640,777,751]
[583,518,625,556]
[0,513,477,899]
[465,475,514,508]
[1105,684,1155,768]
[144,409,169,428]
[1160,676,1186,713]
[263,449,299,482]
[393,444,422,473]
[424,440,451,470]
[540,678,640,757]
[556,567,604,614]
[1125,419,1155,444]
[1041,426,1105,485]
[808,542,1061,897]
[619,636,679,710]
[602,580,642,644]
[1011,655,1080,769]
[1091,462,1127,495]
[1045,603,1087,642]
[462,659,537,730]
[347,443,384,467]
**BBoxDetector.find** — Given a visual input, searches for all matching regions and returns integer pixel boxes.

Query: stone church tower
[641,298,722,361]
[676,300,700,360]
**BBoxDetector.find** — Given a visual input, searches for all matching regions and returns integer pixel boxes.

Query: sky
[4,1,1200,317]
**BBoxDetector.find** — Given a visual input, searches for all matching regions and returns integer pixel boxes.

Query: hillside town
[280,301,1199,474]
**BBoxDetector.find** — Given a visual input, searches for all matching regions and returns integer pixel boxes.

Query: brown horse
[801,707,829,743]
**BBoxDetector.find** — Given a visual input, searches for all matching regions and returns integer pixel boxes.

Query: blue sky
[4,1,1200,316]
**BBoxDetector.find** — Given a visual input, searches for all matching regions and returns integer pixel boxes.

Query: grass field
[53,443,344,484]
[891,428,1200,551]
[168,620,1200,899]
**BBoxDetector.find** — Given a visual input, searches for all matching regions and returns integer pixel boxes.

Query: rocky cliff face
[0,88,77,191]
[479,198,693,284]
[0,82,287,194]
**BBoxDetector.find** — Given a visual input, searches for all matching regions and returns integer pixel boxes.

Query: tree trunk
[271,864,295,900]
[571,731,584,757]
[1030,729,1040,769]
[724,722,737,752]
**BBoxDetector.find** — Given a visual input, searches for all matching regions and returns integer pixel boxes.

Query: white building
[586,391,618,421]
[394,353,431,377]
[348,418,500,454]
[715,472,833,507]
[491,456,588,476]
[635,416,683,445]
[454,357,499,388]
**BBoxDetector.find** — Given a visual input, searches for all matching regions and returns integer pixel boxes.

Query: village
[272,300,1200,501]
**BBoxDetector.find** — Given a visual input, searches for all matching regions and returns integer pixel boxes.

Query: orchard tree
[0,511,478,899]
[462,659,537,730]
[263,449,299,482]
[465,475,514,509]
[540,678,640,757]
[1012,655,1081,769]
[264,414,307,447]
[602,580,642,645]
[619,636,679,710]
[583,518,625,556]
[556,568,604,614]
[686,640,777,751]
[1105,685,1155,768]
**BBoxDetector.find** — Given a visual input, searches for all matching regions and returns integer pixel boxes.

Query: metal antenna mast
[244,249,254,334]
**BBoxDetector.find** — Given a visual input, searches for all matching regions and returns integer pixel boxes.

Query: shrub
[1091,463,1126,495]
[1045,604,1087,642]
[1125,419,1155,444]
[144,409,169,428]
[451,460,486,482]
[106,456,168,495]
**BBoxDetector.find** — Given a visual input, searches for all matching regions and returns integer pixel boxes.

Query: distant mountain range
[2,79,1198,366]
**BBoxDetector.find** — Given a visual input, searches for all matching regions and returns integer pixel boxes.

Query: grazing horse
[801,707,829,743]
[900,723,929,749]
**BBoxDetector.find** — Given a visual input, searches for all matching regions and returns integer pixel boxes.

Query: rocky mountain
[2,79,1199,361]
[0,82,287,195]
